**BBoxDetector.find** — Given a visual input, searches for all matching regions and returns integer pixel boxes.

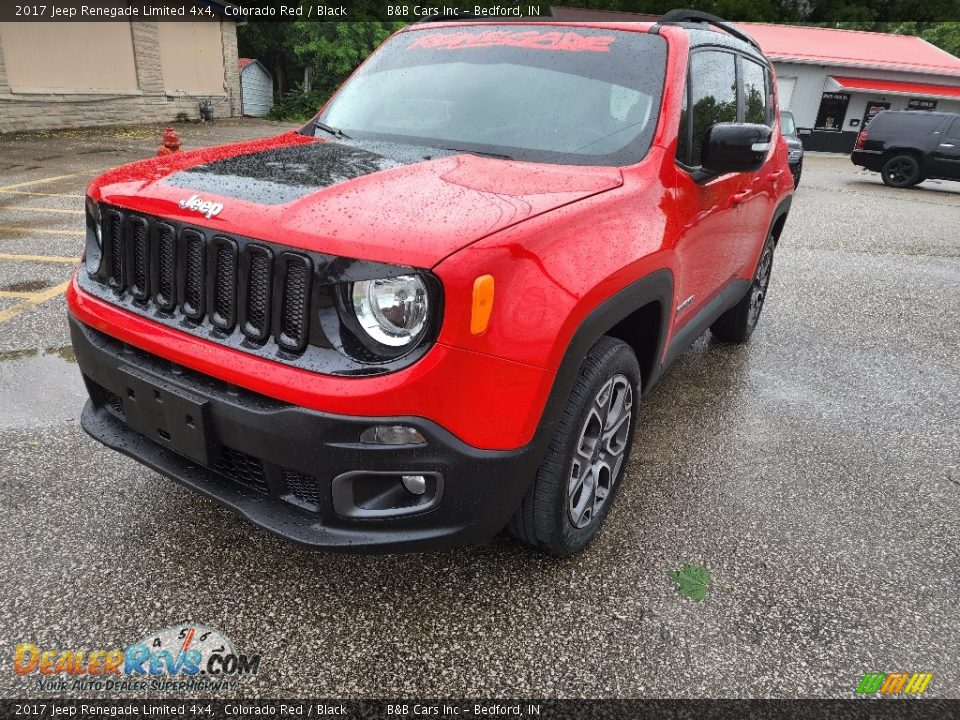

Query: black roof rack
[653,9,762,52]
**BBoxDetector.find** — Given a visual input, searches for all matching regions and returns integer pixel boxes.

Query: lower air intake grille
[214,446,267,494]
[283,469,323,507]
[104,389,124,417]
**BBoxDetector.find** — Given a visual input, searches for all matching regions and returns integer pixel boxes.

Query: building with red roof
[738,23,960,151]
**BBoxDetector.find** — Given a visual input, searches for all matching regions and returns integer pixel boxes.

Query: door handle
[731,189,753,205]
[940,143,956,148]
[767,171,784,181]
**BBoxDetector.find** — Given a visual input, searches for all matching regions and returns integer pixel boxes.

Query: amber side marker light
[470,274,495,335]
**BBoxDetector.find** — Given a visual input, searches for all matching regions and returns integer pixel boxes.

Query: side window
[741,59,772,126]
[676,78,689,164]
[687,51,737,166]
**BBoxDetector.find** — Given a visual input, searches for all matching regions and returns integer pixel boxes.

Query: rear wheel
[881,154,921,188]
[509,337,640,556]
[710,234,775,343]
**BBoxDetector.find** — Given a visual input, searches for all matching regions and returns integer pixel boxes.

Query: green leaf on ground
[668,563,711,602]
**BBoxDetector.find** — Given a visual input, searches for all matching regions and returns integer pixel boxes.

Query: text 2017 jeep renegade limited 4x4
[69,12,793,555]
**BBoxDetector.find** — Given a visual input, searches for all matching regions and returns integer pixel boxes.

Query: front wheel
[509,337,640,556]
[881,154,921,188]
[710,234,775,343]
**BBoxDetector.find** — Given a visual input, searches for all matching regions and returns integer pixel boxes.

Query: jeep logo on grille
[178,194,224,219]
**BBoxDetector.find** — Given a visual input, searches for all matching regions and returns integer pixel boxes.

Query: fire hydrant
[157,126,182,156]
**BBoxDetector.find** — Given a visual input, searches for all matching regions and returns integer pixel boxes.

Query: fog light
[401,474,427,495]
[360,425,426,445]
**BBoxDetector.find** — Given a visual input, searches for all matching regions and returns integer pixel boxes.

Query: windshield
[310,26,667,166]
[781,112,796,136]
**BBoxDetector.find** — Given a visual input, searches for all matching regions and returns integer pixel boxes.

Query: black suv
[851,110,960,188]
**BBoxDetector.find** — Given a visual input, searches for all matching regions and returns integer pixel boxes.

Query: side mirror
[701,123,772,174]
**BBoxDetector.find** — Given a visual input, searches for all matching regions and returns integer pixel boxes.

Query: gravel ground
[0,125,957,699]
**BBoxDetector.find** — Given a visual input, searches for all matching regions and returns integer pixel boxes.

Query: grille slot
[213,446,267,493]
[127,216,150,301]
[152,223,177,311]
[209,237,238,331]
[105,210,125,291]
[282,469,323,508]
[180,229,205,321]
[240,245,273,343]
[275,253,312,354]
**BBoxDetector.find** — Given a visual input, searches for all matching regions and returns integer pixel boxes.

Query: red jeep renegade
[68,12,793,555]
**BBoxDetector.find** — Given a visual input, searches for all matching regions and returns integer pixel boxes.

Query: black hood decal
[165,141,445,205]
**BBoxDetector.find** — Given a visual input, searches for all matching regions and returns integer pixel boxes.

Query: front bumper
[70,317,540,552]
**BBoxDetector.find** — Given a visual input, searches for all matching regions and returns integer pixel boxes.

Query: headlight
[351,275,429,348]
[85,198,103,275]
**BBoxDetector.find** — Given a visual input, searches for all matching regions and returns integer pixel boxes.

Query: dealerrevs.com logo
[13,624,260,693]
[856,672,934,695]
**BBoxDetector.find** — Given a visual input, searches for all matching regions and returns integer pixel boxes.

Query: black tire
[710,234,775,343]
[509,337,640,556]
[790,160,802,188]
[881,154,921,188]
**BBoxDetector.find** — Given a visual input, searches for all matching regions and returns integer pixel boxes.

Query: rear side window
[944,117,960,140]
[870,112,945,134]
[683,50,737,166]
[741,58,772,126]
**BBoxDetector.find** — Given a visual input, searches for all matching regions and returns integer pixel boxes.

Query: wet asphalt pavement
[0,123,958,699]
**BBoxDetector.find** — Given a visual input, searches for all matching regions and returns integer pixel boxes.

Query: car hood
[89,132,623,268]
[784,136,803,151]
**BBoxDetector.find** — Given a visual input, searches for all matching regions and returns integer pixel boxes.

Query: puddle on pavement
[0,345,76,364]
[2,279,53,292]
[0,344,84,427]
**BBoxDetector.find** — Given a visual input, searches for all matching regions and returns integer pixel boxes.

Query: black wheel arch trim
[534,269,673,448]
[534,194,791,445]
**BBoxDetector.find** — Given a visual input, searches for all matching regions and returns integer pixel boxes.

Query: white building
[238,58,274,117]
[738,23,960,152]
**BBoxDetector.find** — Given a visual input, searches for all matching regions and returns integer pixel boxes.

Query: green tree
[291,21,404,96]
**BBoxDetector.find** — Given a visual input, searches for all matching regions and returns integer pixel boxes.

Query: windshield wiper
[314,121,351,140]
[437,147,512,160]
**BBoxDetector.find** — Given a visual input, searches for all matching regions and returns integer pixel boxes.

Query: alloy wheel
[748,244,773,328]
[568,374,633,529]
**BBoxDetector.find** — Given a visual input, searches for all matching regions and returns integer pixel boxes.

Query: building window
[815,92,850,131]
[907,98,938,111]
[862,101,890,128]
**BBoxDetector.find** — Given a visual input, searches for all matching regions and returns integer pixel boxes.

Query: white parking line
[0,226,85,237]
[5,206,84,215]
[0,253,79,264]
